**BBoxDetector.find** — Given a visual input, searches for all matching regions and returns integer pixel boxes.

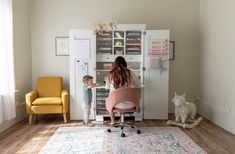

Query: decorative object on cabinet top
[93,18,117,35]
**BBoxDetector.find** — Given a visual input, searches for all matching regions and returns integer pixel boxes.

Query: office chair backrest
[106,87,140,113]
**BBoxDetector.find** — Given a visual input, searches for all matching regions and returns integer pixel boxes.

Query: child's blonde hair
[83,75,93,83]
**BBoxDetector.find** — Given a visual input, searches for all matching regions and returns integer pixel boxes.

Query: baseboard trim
[198,101,235,134]
[0,104,27,133]
[144,113,168,120]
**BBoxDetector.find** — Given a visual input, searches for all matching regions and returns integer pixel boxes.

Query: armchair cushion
[32,97,62,106]
[37,77,62,97]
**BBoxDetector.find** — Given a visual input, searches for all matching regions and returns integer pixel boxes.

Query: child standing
[82,75,95,127]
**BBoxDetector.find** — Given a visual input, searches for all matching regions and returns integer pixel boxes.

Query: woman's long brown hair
[109,56,132,89]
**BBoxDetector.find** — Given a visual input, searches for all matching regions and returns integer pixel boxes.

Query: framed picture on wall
[169,41,175,60]
[55,37,69,56]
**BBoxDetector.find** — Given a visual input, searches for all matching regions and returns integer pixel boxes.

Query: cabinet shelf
[97,38,112,41]
[114,46,124,47]
[96,88,109,92]
[126,53,141,55]
[126,49,141,51]
[114,38,124,39]
[126,43,141,46]
[97,47,112,50]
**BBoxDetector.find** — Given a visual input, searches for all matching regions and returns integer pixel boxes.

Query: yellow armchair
[26,76,68,124]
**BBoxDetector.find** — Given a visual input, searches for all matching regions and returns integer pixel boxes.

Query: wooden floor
[0,115,235,154]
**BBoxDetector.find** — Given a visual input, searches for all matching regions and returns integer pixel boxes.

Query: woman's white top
[105,71,140,109]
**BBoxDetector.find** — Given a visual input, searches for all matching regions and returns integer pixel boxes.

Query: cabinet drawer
[125,55,142,62]
[96,55,115,62]
[97,55,141,62]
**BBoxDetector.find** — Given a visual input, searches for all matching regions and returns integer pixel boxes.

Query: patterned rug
[39,127,207,154]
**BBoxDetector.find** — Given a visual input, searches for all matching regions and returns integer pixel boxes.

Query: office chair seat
[106,87,141,137]
[114,101,135,109]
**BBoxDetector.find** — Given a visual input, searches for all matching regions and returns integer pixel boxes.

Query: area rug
[39,127,207,154]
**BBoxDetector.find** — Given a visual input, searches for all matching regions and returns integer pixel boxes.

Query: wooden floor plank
[0,115,235,154]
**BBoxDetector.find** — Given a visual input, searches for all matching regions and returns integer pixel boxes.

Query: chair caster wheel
[137,130,141,134]
[121,133,125,137]
[107,129,111,133]
[131,126,135,129]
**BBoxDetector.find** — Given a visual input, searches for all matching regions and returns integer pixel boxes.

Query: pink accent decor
[149,48,168,56]
[106,87,140,113]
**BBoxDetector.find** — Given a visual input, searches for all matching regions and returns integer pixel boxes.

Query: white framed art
[55,37,69,56]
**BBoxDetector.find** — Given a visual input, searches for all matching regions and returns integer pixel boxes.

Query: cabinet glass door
[96,32,112,55]
[125,31,142,55]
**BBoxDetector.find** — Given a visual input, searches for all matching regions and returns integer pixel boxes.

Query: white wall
[14,0,32,105]
[199,0,235,134]
[0,0,31,133]
[30,0,199,112]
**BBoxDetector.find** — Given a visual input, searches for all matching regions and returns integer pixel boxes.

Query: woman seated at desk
[105,56,140,125]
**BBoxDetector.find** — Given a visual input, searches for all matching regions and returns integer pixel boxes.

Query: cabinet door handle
[142,67,146,71]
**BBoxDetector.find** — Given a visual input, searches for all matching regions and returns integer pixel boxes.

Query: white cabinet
[143,30,169,119]
[69,25,169,121]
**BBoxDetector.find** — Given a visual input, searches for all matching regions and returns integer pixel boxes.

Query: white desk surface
[94,84,146,89]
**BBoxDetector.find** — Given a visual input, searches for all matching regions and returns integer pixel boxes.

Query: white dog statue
[167,92,203,128]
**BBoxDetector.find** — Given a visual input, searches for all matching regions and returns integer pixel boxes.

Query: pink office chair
[106,87,141,137]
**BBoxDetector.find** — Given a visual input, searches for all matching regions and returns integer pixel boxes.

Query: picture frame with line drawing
[55,37,69,56]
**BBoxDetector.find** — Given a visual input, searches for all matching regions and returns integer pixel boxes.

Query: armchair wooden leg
[29,114,32,124]
[63,113,67,124]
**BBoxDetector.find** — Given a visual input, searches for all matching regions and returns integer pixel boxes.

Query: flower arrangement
[93,18,117,35]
